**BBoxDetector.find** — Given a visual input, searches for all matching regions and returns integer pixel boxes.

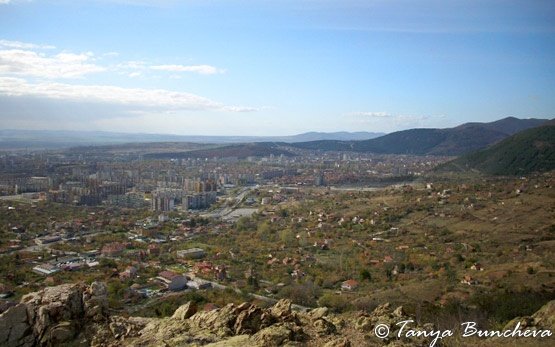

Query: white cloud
[0,39,255,128]
[102,51,120,58]
[0,40,227,81]
[0,49,105,78]
[0,77,255,113]
[118,60,147,70]
[351,111,431,123]
[116,60,148,77]
[349,111,392,118]
[150,64,225,75]
[0,39,56,50]
[0,0,12,4]
[221,106,260,113]
[347,111,451,131]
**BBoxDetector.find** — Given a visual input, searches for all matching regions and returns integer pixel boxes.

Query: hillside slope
[438,124,555,175]
[292,117,550,156]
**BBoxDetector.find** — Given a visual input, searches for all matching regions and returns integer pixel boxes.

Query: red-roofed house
[341,279,359,291]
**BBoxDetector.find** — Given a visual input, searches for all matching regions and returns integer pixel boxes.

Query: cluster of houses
[32,251,100,276]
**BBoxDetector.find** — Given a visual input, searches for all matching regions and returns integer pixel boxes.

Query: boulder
[532,300,555,330]
[89,282,107,297]
[172,301,197,320]
[313,318,336,336]
[251,323,293,347]
[270,299,292,319]
[0,304,30,345]
[308,307,329,321]
[46,321,75,345]
[0,282,110,346]
[504,300,555,332]
[189,303,239,337]
[233,304,265,335]
[392,306,405,318]
[83,282,108,322]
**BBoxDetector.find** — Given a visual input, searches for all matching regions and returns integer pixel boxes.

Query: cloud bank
[0,77,254,112]
[150,64,225,75]
[0,39,258,118]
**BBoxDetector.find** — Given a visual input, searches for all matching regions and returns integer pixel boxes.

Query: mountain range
[290,117,549,156]
[2,118,552,168]
[0,130,383,150]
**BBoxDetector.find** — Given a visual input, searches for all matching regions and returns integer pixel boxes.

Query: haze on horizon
[0,0,554,136]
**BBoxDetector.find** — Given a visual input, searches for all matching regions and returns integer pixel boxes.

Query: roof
[158,270,178,280]
[342,279,359,287]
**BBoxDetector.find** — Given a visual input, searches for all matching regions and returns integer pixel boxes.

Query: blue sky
[0,0,554,135]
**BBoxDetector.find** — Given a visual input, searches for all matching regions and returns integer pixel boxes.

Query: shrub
[318,293,351,313]
[359,269,372,281]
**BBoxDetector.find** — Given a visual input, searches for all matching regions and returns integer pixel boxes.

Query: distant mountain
[455,117,548,135]
[280,131,383,142]
[438,123,555,175]
[66,142,212,155]
[291,117,551,156]
[144,142,294,159]
[0,129,383,150]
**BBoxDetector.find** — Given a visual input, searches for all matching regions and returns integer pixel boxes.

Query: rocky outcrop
[352,303,435,346]
[0,282,108,347]
[121,298,434,346]
[504,300,555,332]
[171,301,197,320]
[0,284,433,347]
[3,282,554,347]
[128,299,305,346]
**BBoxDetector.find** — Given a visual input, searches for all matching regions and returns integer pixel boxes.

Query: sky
[0,0,554,136]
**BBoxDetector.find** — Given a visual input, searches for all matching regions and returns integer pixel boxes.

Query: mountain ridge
[437,123,555,175]
[290,117,550,156]
[0,130,384,149]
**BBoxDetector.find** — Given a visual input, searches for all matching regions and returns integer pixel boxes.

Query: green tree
[359,269,372,282]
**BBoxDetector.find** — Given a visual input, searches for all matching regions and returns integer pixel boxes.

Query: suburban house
[33,263,60,276]
[187,277,212,290]
[341,279,359,291]
[157,270,188,291]
[35,235,62,245]
[177,248,206,259]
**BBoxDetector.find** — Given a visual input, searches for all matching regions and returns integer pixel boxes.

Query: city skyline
[1,0,554,136]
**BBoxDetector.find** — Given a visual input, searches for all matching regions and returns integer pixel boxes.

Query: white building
[177,248,206,259]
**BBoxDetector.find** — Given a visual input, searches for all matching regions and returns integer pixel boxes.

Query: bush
[469,290,555,324]
[318,293,351,313]
[277,281,321,307]
[359,269,372,281]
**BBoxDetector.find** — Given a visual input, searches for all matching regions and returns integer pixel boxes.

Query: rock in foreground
[1,282,554,346]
